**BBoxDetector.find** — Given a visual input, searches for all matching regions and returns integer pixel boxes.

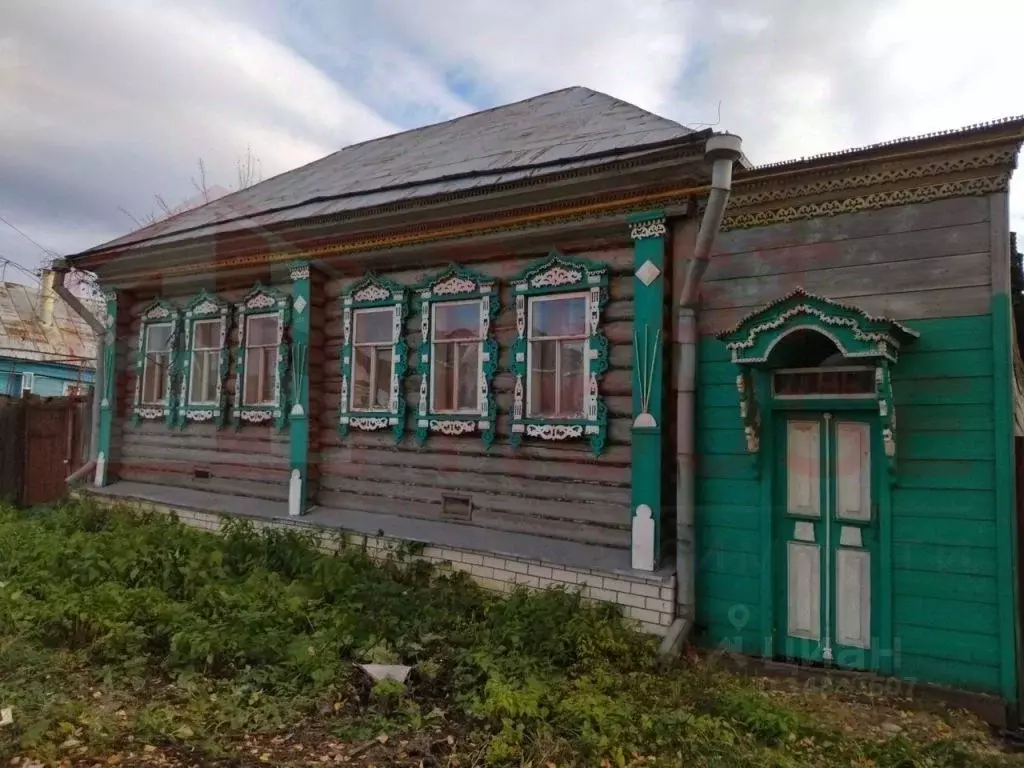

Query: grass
[0,498,1020,766]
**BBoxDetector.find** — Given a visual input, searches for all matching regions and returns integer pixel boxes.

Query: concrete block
[603,577,634,593]
[615,592,646,609]
[527,564,553,579]
[625,606,661,624]
[513,573,539,588]
[630,582,661,599]
[646,598,673,614]
[550,569,578,584]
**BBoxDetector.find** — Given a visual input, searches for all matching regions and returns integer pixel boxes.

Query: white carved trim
[289,265,310,281]
[429,419,476,435]
[629,217,667,241]
[353,284,390,302]
[350,416,390,431]
[525,424,584,440]
[240,409,274,424]
[184,409,216,422]
[433,276,476,295]
[245,292,276,310]
[530,265,583,288]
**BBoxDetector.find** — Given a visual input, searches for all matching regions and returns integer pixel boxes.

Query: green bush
[0,500,1015,767]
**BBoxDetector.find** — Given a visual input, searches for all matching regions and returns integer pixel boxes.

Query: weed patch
[0,499,1019,766]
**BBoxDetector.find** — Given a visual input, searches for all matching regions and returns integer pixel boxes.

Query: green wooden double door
[775,411,880,669]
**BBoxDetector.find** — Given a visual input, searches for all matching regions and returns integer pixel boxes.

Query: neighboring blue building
[0,278,98,397]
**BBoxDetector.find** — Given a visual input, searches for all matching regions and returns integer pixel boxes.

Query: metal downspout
[659,133,743,657]
[48,266,106,480]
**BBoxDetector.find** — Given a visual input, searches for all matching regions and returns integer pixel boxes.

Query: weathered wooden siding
[113,287,291,501]
[699,196,992,333]
[693,196,1006,693]
[316,248,635,548]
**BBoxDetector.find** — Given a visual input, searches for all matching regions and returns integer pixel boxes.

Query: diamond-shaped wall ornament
[293,295,307,314]
[635,260,661,287]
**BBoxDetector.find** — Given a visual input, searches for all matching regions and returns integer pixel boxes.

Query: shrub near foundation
[0,499,1016,766]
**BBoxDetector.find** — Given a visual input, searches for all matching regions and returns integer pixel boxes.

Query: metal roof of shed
[0,282,99,367]
[75,87,696,256]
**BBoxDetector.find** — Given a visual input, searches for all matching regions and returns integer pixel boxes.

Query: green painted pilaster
[95,289,118,487]
[628,211,668,571]
[288,262,311,516]
[990,192,1019,709]
[992,291,1018,706]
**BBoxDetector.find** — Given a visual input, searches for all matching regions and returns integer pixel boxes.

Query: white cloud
[0,0,1022,279]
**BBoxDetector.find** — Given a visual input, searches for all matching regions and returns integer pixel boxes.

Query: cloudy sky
[1,0,1022,283]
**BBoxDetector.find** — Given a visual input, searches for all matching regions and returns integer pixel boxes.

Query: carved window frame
[413,265,499,447]
[232,283,291,430]
[131,299,181,426]
[339,273,408,443]
[176,290,231,428]
[509,251,609,455]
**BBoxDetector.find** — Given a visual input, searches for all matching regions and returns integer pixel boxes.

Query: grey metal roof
[76,87,696,255]
[0,282,99,366]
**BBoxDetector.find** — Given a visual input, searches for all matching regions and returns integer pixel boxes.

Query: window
[141,323,173,404]
[188,319,221,404]
[527,293,588,418]
[411,266,498,447]
[773,366,876,398]
[509,252,609,456]
[351,308,394,410]
[131,300,180,424]
[20,372,34,398]
[232,284,290,430]
[431,301,482,412]
[243,315,278,406]
[63,382,85,396]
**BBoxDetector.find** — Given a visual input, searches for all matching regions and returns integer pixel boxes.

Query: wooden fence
[0,395,90,507]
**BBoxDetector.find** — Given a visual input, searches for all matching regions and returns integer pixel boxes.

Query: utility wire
[0,212,59,257]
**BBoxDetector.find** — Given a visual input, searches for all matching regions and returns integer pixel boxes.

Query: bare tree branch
[120,149,262,233]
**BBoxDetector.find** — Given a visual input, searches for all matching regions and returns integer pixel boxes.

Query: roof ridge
[750,114,1024,171]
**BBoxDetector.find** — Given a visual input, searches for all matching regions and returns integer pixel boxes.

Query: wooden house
[0,277,97,396]
[64,87,1024,719]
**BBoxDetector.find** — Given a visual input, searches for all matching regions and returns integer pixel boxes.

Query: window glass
[243,315,278,406]
[434,303,479,340]
[527,295,588,418]
[141,323,172,404]
[351,308,395,411]
[530,296,587,338]
[354,308,393,344]
[193,319,219,349]
[431,301,481,413]
[247,315,278,346]
[189,319,220,404]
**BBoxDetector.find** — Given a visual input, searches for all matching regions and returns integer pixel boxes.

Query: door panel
[836,548,871,649]
[787,541,821,640]
[836,421,871,521]
[786,420,821,517]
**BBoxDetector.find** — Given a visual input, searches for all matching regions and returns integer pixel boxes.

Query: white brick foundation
[90,495,677,635]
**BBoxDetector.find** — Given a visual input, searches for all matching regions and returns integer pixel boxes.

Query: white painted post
[632,504,655,571]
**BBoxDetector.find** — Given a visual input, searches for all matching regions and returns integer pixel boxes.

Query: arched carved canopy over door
[716,288,919,473]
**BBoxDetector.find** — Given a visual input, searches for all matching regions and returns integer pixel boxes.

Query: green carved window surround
[509,251,610,456]
[176,290,232,428]
[339,273,409,443]
[232,283,291,430]
[413,265,500,447]
[131,299,181,426]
